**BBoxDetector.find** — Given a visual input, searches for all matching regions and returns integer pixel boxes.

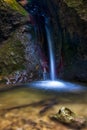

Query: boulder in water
[50,107,86,129]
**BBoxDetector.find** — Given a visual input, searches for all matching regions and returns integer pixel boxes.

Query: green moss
[64,0,83,7]
[0,32,25,76]
[64,0,87,20]
[4,0,28,16]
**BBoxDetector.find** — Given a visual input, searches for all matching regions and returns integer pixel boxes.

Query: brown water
[0,85,87,130]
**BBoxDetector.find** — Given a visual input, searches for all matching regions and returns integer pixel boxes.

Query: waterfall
[45,18,56,80]
[15,0,87,93]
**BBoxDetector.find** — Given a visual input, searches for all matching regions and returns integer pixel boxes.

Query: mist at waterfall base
[27,18,86,92]
[28,80,87,92]
[21,1,87,93]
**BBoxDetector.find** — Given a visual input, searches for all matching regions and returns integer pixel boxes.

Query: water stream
[20,0,87,92]
[45,18,56,80]
[27,12,87,92]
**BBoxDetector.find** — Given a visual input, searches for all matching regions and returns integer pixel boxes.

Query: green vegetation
[0,32,25,76]
[64,0,87,21]
[64,0,83,7]
[3,0,28,16]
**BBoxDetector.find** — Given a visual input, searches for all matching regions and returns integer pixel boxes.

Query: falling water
[45,18,56,80]
[15,0,87,92]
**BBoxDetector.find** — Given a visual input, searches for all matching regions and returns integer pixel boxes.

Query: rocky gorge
[0,0,87,85]
[0,1,87,130]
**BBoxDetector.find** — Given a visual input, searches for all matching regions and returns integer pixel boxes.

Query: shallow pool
[0,84,87,130]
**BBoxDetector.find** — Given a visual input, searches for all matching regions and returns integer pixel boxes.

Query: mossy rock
[0,30,25,76]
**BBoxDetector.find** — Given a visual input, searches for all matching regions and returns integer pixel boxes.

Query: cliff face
[0,8,27,42]
[64,0,87,21]
[47,0,87,82]
[0,0,87,84]
[0,1,42,85]
[0,0,28,42]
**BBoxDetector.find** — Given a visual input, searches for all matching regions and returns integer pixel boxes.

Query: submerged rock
[50,107,86,129]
